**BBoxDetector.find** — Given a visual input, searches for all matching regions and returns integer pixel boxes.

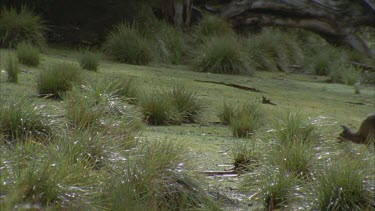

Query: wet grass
[0,47,374,210]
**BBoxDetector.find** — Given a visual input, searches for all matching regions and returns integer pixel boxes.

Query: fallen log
[262,96,277,105]
[194,80,265,93]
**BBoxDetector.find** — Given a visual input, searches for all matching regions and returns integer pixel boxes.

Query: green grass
[0,97,52,144]
[103,22,152,65]
[231,140,261,172]
[330,64,362,85]
[192,35,254,75]
[4,54,19,82]
[0,6,46,48]
[193,15,234,39]
[313,156,374,210]
[78,50,100,71]
[37,62,83,98]
[16,42,40,66]
[111,78,140,104]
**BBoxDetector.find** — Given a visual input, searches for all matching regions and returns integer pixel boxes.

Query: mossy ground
[1,47,374,210]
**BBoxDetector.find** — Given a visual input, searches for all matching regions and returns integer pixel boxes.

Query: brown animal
[338,113,375,144]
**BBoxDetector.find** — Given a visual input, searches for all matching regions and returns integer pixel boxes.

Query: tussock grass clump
[149,20,187,65]
[111,78,140,104]
[1,140,103,209]
[219,101,264,137]
[65,82,144,136]
[241,168,300,210]
[231,140,261,172]
[0,6,46,48]
[4,54,19,82]
[167,83,205,123]
[139,89,181,125]
[245,29,304,72]
[37,62,82,98]
[78,50,100,71]
[108,140,219,211]
[16,42,40,66]
[103,22,152,65]
[274,112,316,144]
[194,15,234,39]
[270,141,315,178]
[312,157,374,210]
[0,97,51,144]
[330,64,361,85]
[193,35,254,75]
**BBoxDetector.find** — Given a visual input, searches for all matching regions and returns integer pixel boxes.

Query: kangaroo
[338,113,375,144]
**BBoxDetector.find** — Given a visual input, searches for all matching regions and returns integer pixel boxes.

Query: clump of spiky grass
[37,62,82,98]
[4,54,19,82]
[194,15,234,40]
[273,112,317,144]
[307,46,345,76]
[312,156,374,210]
[103,22,152,65]
[231,140,262,172]
[166,83,205,123]
[192,35,254,75]
[218,101,264,137]
[138,89,181,125]
[241,168,300,210]
[111,78,140,104]
[0,97,51,144]
[1,139,104,209]
[270,141,315,178]
[107,140,219,211]
[16,42,40,66]
[78,50,100,71]
[64,82,144,137]
[0,6,46,48]
[330,64,362,85]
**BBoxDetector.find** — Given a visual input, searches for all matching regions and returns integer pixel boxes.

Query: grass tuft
[0,6,46,48]
[78,50,100,71]
[37,62,82,98]
[231,140,261,172]
[194,15,234,39]
[16,42,40,66]
[192,35,254,75]
[103,22,152,65]
[4,54,19,82]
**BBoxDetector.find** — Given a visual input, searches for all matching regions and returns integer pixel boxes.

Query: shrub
[0,97,51,144]
[138,89,181,125]
[194,15,234,39]
[103,22,152,65]
[167,83,205,123]
[4,54,19,82]
[231,140,261,172]
[241,168,300,210]
[273,112,316,144]
[313,157,374,210]
[192,35,254,75]
[0,6,46,48]
[78,50,100,71]
[37,62,82,98]
[107,140,219,210]
[16,42,40,66]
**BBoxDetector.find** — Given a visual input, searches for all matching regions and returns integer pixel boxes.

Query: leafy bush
[167,83,205,123]
[138,89,181,125]
[78,50,100,71]
[4,54,19,82]
[0,97,51,144]
[313,157,374,210]
[16,42,40,66]
[273,112,316,144]
[107,140,219,210]
[103,22,152,65]
[37,62,82,98]
[194,15,234,39]
[192,35,254,75]
[0,6,46,48]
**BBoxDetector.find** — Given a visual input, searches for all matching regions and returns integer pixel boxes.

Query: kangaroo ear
[341,125,349,131]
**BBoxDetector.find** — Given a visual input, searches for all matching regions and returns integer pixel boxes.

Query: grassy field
[1,47,374,210]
